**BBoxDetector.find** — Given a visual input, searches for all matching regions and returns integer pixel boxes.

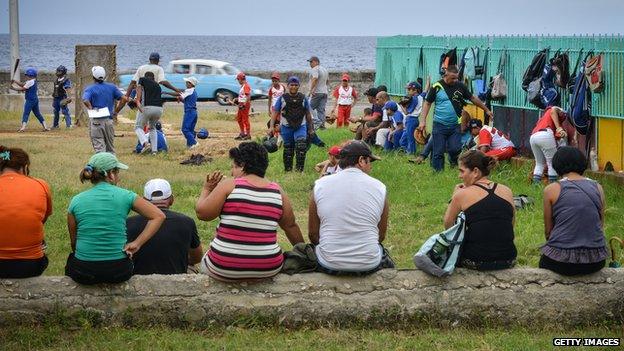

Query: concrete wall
[1,269,622,328]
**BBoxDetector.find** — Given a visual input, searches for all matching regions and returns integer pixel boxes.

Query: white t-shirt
[269,85,285,108]
[132,64,166,83]
[23,79,35,89]
[313,167,386,271]
[309,65,328,94]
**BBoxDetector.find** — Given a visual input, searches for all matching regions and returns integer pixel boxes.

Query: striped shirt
[202,177,284,280]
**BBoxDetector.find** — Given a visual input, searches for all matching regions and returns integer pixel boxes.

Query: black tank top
[460,183,517,262]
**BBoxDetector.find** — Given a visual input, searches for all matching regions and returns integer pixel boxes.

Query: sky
[1,0,623,36]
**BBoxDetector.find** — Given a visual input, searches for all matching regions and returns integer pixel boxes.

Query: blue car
[119,59,271,105]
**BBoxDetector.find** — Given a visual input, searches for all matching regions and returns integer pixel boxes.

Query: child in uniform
[52,65,73,129]
[11,68,50,132]
[179,77,199,149]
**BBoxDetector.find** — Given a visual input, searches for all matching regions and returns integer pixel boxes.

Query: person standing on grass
[330,73,358,128]
[82,66,127,154]
[11,68,50,133]
[0,146,51,278]
[307,56,329,130]
[268,72,285,116]
[540,147,607,276]
[309,141,394,276]
[443,150,517,271]
[530,106,568,184]
[66,152,165,285]
[418,65,494,172]
[120,52,179,121]
[51,65,73,129]
[269,76,314,172]
[126,179,203,275]
[179,77,200,149]
[196,142,305,282]
[230,72,252,140]
[134,71,165,154]
[399,81,423,154]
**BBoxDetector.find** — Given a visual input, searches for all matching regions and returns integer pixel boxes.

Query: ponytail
[79,164,107,184]
[459,150,497,176]
[0,145,30,174]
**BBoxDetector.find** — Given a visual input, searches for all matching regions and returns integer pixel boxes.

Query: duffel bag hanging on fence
[522,48,549,91]
[585,54,605,93]
[569,57,592,135]
[490,49,508,100]
[413,213,466,277]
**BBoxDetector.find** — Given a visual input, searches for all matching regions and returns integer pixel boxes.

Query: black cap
[364,87,379,97]
[339,141,381,161]
[307,56,319,63]
[149,52,160,61]
[468,118,483,129]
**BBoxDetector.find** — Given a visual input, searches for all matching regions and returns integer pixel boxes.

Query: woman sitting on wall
[540,146,607,276]
[196,141,305,281]
[443,150,517,270]
[0,146,52,278]
[65,152,164,284]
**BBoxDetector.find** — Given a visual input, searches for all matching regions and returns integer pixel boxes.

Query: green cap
[87,152,128,172]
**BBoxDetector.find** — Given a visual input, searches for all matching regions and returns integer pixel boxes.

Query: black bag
[552,51,570,88]
[439,47,457,75]
[522,49,549,91]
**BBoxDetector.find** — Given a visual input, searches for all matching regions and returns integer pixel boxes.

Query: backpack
[552,51,570,88]
[459,47,480,80]
[569,60,592,135]
[490,50,508,100]
[585,54,605,93]
[527,78,545,109]
[522,49,549,91]
[539,64,560,108]
[439,47,457,75]
[413,213,466,277]
[567,49,585,94]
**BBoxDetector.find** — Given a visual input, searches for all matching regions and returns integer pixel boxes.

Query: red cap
[271,71,280,80]
[328,146,341,156]
[341,73,350,81]
[236,72,246,80]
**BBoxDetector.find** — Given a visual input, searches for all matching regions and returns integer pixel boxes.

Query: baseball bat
[9,58,20,91]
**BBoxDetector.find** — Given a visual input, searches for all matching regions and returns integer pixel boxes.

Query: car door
[164,63,192,94]
[194,64,216,99]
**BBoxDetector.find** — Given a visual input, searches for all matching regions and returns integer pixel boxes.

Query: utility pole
[9,0,20,90]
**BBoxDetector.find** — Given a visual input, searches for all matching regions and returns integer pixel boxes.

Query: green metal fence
[376,35,624,119]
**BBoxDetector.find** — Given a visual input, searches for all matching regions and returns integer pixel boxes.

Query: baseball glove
[325,114,336,125]
[60,97,72,107]
[415,128,429,145]
[127,100,138,109]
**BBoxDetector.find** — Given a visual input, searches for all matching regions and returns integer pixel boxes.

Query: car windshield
[223,64,241,75]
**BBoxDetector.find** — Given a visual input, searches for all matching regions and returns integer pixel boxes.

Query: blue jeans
[431,121,461,172]
[52,96,71,127]
[181,109,198,147]
[420,137,433,159]
[22,99,45,125]
[400,116,419,154]
[281,123,307,147]
[309,94,327,129]
[384,129,404,151]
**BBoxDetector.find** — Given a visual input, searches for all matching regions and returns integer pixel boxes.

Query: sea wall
[1,269,622,328]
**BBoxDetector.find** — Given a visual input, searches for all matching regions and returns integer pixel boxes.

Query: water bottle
[589,148,599,172]
[428,235,450,266]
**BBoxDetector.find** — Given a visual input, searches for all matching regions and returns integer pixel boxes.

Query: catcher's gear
[56,65,67,75]
[59,97,72,107]
[127,100,138,109]
[262,136,279,153]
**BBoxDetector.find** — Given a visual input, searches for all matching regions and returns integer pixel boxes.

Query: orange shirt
[0,172,52,259]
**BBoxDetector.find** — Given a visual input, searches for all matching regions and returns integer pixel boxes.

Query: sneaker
[242,134,251,140]
[234,133,245,140]
[42,127,50,132]
[17,128,25,133]
[140,143,152,154]
[189,143,199,149]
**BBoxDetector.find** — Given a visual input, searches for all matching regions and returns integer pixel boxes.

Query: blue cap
[197,128,209,139]
[149,52,160,60]
[25,68,37,77]
[287,76,300,84]
[384,101,398,112]
[406,81,422,91]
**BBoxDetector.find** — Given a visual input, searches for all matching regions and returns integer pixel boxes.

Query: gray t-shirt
[309,65,328,94]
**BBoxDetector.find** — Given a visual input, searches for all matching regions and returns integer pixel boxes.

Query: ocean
[0,34,376,72]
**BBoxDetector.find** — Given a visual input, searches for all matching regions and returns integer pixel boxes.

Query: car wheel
[216,90,235,106]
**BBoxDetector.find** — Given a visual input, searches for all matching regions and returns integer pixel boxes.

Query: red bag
[585,54,604,93]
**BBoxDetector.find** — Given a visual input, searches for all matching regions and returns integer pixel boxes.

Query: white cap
[183,76,198,87]
[143,178,172,201]
[92,66,106,80]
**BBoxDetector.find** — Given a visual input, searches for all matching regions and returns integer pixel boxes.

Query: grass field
[1,108,623,349]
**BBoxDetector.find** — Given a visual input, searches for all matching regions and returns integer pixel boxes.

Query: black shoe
[234,133,244,140]
[242,134,251,140]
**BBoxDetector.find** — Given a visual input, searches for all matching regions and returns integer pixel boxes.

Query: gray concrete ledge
[1,268,622,328]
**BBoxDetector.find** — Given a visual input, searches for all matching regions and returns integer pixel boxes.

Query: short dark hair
[552,146,587,176]
[376,85,388,92]
[459,150,497,176]
[445,65,459,74]
[144,71,155,80]
[229,141,269,177]
[363,107,372,115]
[0,145,30,173]
[338,155,361,169]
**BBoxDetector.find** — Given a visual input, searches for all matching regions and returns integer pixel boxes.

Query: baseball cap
[87,152,128,173]
[328,146,341,156]
[339,141,381,161]
[384,101,398,112]
[183,76,198,87]
[307,56,319,63]
[144,178,172,201]
[406,81,422,91]
[469,118,483,129]
[287,76,300,84]
[341,73,350,81]
[91,66,106,80]
[364,87,379,97]
[271,71,280,80]
[149,52,160,60]
[236,72,246,80]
